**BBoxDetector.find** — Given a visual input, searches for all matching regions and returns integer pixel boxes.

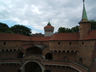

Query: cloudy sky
[0,0,96,34]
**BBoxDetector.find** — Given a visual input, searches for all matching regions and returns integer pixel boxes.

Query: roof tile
[50,33,79,40]
[0,33,30,41]
[0,30,96,41]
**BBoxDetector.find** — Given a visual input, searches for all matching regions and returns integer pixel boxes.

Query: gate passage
[25,62,42,72]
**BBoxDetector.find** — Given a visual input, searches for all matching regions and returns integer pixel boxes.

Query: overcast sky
[0,0,96,34]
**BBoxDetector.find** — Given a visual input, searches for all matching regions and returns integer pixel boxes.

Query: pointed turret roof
[82,0,88,21]
[48,22,51,26]
[44,22,54,29]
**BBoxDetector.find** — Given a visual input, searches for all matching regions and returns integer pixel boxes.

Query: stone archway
[25,62,42,72]
[26,46,42,55]
[45,53,53,60]
[21,61,44,72]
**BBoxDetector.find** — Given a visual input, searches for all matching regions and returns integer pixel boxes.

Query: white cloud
[0,0,96,33]
[31,5,42,14]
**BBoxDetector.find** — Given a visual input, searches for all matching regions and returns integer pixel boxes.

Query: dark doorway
[45,53,53,60]
[25,62,42,72]
[17,51,24,58]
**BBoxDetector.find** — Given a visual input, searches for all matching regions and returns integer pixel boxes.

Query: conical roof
[82,0,88,21]
[44,22,54,29]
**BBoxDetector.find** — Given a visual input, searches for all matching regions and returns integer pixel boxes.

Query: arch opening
[45,53,53,60]
[17,50,24,58]
[26,46,42,55]
[24,62,42,72]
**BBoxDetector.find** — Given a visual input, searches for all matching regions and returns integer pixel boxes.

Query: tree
[58,27,66,33]
[10,25,31,36]
[90,20,96,30]
[0,22,12,33]
[71,26,79,32]
[58,27,72,33]
[58,26,79,33]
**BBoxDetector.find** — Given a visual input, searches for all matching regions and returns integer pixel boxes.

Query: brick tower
[79,0,91,39]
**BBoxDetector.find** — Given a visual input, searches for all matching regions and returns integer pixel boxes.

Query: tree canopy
[0,22,32,36]
[0,22,12,33]
[71,26,79,32]
[58,20,96,33]
[90,20,96,30]
[10,25,31,36]
[58,26,79,33]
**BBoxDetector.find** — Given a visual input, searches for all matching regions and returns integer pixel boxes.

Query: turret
[79,0,91,39]
[44,22,54,36]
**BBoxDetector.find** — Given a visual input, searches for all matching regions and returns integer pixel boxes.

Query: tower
[79,0,91,39]
[44,22,54,36]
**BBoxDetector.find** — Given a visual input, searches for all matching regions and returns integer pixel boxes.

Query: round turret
[44,22,54,36]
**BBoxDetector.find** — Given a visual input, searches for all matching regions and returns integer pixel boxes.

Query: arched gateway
[21,61,44,72]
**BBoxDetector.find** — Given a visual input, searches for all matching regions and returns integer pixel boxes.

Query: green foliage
[58,20,96,33]
[0,22,32,36]
[58,26,79,33]
[58,27,71,33]
[0,22,12,33]
[10,25,31,36]
[90,20,96,30]
[71,26,79,32]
